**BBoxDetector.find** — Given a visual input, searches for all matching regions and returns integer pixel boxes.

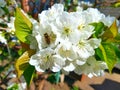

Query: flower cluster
[29,4,117,77]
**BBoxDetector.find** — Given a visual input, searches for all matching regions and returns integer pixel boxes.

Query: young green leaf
[102,20,118,41]
[102,31,120,44]
[99,43,117,73]
[15,49,35,78]
[104,38,120,44]
[14,8,32,44]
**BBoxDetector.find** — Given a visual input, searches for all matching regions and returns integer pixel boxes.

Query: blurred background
[19,0,120,19]
[0,0,120,90]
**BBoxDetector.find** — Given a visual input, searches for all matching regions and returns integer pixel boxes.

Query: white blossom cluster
[28,4,116,77]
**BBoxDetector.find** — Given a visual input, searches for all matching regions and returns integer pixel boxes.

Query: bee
[44,33,50,44]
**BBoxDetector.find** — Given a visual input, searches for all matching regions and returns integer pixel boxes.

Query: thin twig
[0,27,10,31]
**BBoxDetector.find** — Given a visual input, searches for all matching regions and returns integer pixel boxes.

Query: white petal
[29,54,40,66]
[35,65,44,72]
[88,38,101,49]
[63,63,75,72]
[78,46,94,59]
[76,59,86,65]
[52,63,61,72]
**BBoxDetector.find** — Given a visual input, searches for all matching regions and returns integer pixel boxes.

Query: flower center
[43,55,50,63]
[78,24,85,30]
[63,27,71,36]
[78,41,85,48]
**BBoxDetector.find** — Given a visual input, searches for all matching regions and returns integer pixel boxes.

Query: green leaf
[15,49,35,78]
[95,48,104,60]
[90,22,105,37]
[115,33,120,39]
[99,43,117,73]
[23,64,35,86]
[112,44,120,62]
[15,8,32,44]
[102,33,120,44]
[105,38,120,44]
[102,20,118,41]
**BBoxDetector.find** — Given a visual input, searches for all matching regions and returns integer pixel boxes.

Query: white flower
[77,25,94,39]
[82,8,105,23]
[29,48,55,72]
[52,54,66,72]
[55,41,77,61]
[39,25,57,49]
[38,4,64,25]
[30,48,66,72]
[30,20,57,50]
[73,40,94,59]
[52,12,80,43]
[63,63,75,72]
[88,38,101,49]
[71,12,95,39]
[73,38,101,59]
[101,15,116,27]
[74,56,107,77]
[29,4,113,76]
